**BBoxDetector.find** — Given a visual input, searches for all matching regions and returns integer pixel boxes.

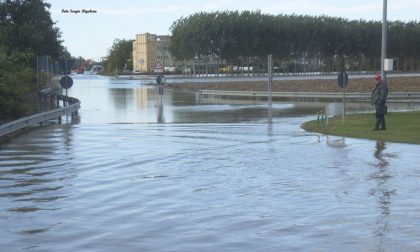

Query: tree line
[102,39,133,75]
[169,11,420,74]
[0,0,66,119]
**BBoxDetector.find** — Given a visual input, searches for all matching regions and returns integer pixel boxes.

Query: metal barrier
[198,90,420,102]
[0,92,80,138]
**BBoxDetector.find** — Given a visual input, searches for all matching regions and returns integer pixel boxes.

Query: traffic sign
[154,62,163,73]
[60,75,73,89]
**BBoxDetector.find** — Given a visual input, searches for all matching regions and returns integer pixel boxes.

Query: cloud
[98,5,188,16]
[201,0,232,11]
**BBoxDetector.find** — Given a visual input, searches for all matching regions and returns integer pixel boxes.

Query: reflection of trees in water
[370,141,396,252]
[109,88,133,110]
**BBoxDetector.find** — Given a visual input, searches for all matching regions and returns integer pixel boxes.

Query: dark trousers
[375,104,386,130]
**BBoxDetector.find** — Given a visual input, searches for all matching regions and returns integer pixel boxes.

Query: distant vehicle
[233,66,253,73]
[92,64,103,73]
[164,66,177,73]
[73,59,101,74]
[121,70,132,75]
[219,66,233,74]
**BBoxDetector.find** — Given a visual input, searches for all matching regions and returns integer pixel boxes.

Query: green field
[301,110,420,144]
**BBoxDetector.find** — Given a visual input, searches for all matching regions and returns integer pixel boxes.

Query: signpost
[337,71,348,124]
[155,61,165,96]
[381,0,388,82]
[156,74,165,95]
[60,75,73,89]
[60,75,73,110]
[267,55,273,122]
[59,74,73,123]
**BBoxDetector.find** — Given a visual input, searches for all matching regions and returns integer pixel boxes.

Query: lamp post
[381,0,388,81]
[194,54,198,76]
[217,48,220,77]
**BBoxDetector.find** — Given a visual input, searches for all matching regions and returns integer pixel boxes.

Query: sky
[47,0,420,60]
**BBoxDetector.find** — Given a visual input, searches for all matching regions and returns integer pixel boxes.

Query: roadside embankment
[166,76,420,93]
[301,110,420,145]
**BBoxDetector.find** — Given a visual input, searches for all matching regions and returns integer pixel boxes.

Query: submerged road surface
[1,75,419,252]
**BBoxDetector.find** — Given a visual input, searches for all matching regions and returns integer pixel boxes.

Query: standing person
[371,73,389,130]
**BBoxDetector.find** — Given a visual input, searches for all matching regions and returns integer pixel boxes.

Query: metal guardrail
[199,90,420,102]
[0,93,80,138]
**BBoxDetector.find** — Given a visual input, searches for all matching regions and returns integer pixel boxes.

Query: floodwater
[1,75,420,252]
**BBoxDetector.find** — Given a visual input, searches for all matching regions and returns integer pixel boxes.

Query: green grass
[301,110,420,144]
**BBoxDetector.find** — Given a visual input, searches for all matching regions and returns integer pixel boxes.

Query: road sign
[154,62,163,73]
[60,75,73,89]
[337,71,348,124]
[338,71,349,88]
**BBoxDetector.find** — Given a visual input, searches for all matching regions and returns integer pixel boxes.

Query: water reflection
[374,141,388,168]
[109,88,133,110]
[157,95,165,124]
[3,75,420,251]
[326,135,346,148]
[0,126,75,236]
[267,120,273,136]
[135,87,148,109]
[371,141,396,252]
[66,74,324,124]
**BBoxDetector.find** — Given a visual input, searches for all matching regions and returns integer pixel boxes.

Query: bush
[0,47,35,119]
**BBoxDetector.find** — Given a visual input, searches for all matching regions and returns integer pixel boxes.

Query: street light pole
[381,0,387,82]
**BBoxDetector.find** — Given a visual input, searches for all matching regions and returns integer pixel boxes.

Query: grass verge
[301,110,420,145]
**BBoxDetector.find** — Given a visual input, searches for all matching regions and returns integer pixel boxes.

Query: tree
[0,46,35,118]
[0,0,62,59]
[169,11,420,73]
[0,0,62,119]
[103,39,133,74]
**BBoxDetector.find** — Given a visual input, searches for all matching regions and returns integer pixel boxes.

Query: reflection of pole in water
[157,94,165,124]
[267,120,273,136]
[156,75,165,123]
[371,141,395,251]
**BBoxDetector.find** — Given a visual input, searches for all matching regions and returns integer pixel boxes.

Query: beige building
[133,33,157,73]
[133,33,174,73]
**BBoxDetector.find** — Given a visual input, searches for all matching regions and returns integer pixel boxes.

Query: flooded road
[1,75,420,251]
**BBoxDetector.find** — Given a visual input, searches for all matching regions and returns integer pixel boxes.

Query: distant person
[371,73,388,130]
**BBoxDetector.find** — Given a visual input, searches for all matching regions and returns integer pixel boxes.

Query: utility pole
[267,55,273,122]
[381,0,388,82]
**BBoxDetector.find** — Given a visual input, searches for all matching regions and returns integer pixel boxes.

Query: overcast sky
[47,0,420,60]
